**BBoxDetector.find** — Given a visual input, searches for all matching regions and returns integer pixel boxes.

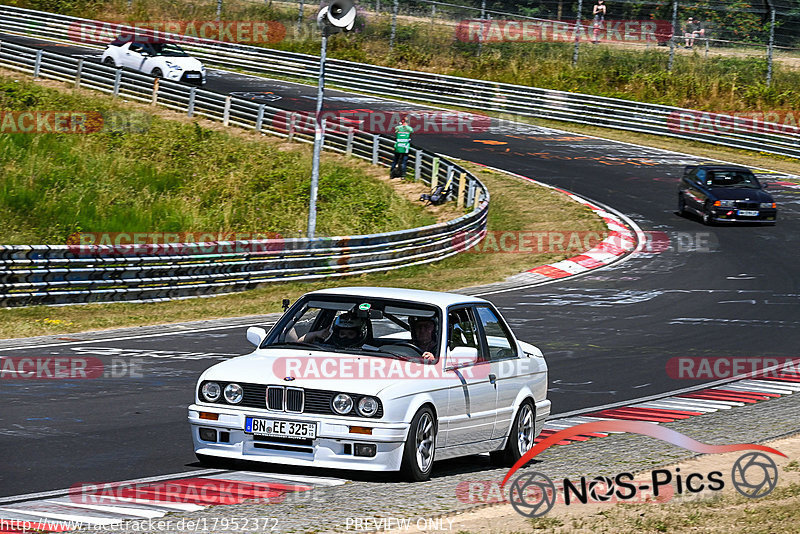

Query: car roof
[694,164,752,172]
[306,287,489,308]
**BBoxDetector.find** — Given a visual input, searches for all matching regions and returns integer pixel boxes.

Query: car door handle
[488,373,497,385]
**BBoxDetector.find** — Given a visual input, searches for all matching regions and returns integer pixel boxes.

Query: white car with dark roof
[188,287,549,481]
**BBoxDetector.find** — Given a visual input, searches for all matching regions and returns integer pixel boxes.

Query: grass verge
[0,72,445,244]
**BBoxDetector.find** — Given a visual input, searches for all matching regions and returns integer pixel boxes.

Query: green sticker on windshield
[358,303,371,311]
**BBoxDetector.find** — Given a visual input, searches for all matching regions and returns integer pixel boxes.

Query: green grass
[0,75,437,244]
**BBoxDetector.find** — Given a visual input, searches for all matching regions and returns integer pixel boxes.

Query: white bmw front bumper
[188,404,409,472]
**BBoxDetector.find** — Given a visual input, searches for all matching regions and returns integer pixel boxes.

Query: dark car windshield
[150,43,189,57]
[264,296,441,362]
[706,170,760,189]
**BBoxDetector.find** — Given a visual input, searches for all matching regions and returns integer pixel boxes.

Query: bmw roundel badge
[284,376,295,381]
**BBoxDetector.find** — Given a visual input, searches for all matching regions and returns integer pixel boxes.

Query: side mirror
[762,182,769,189]
[446,346,479,369]
[246,326,268,347]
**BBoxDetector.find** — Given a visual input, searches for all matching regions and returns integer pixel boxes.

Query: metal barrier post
[33,49,42,78]
[414,149,422,181]
[256,104,265,132]
[74,58,83,88]
[288,112,296,141]
[372,135,379,164]
[346,127,354,155]
[473,190,482,211]
[113,69,121,97]
[467,181,476,208]
[431,157,440,188]
[151,78,159,105]
[457,172,467,208]
[223,95,231,126]
[187,87,196,117]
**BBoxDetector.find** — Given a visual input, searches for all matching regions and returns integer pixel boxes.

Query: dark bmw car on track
[677,164,777,225]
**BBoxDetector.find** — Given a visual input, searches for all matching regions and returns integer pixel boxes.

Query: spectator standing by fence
[390,116,413,178]
[684,17,704,48]
[592,0,607,44]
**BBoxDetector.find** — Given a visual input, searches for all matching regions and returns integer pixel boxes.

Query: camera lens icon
[509,471,557,517]
[731,452,778,499]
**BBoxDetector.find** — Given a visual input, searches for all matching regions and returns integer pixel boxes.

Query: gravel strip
[76,388,800,534]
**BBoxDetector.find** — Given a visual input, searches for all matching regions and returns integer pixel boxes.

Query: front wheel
[677,194,687,216]
[151,68,164,79]
[491,400,535,467]
[400,407,436,481]
[102,57,116,68]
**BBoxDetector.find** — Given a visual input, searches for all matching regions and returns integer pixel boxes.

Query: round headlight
[357,396,379,417]
[201,381,221,402]
[224,383,243,404]
[332,393,353,415]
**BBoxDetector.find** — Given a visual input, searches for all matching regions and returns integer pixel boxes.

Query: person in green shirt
[390,116,414,178]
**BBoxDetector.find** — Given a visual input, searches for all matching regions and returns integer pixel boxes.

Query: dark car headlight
[715,200,735,207]
[760,202,776,209]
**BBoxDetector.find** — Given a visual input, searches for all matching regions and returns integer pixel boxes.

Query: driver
[300,313,367,348]
[410,316,438,362]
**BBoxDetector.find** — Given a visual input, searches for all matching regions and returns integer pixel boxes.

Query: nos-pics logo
[502,420,784,518]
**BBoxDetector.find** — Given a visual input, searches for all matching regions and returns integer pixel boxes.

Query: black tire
[151,68,164,79]
[102,57,116,68]
[677,194,687,216]
[701,202,714,225]
[400,407,436,482]
[490,400,535,467]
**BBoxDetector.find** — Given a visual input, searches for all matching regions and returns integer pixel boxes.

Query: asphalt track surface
[1,34,799,498]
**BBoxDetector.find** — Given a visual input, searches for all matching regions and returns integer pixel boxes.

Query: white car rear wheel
[491,400,535,466]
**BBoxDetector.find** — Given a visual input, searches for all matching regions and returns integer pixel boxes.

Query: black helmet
[331,313,368,347]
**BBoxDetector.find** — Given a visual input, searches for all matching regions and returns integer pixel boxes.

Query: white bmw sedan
[100,39,206,85]
[188,287,550,481]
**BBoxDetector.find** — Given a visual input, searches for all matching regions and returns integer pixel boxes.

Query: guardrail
[1,5,798,159]
[0,39,489,307]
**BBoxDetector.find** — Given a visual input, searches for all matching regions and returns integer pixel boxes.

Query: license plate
[737,210,759,217]
[186,74,200,78]
[245,417,316,439]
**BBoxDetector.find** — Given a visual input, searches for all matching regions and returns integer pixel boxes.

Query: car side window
[447,307,481,355]
[475,306,517,361]
[129,43,144,53]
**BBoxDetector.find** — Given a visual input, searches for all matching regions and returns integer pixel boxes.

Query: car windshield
[151,43,189,57]
[706,170,760,189]
[265,296,441,361]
